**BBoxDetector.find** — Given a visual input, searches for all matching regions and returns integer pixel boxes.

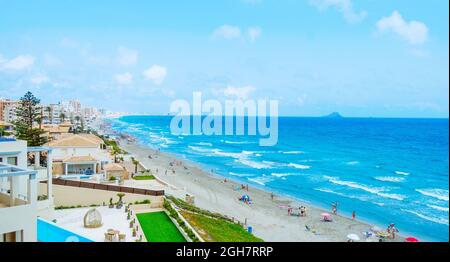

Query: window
[7,157,17,166]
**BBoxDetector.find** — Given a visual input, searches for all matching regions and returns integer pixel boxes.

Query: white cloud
[376,11,428,45]
[30,74,50,85]
[310,0,367,23]
[212,25,242,40]
[0,55,35,71]
[114,72,133,85]
[221,85,256,100]
[143,65,167,85]
[248,27,262,42]
[116,47,138,66]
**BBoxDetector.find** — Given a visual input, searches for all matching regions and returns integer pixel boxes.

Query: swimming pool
[37,218,94,242]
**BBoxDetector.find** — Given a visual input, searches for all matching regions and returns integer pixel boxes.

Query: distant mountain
[323,112,344,118]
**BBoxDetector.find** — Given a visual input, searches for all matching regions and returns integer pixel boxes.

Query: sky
[0,0,448,118]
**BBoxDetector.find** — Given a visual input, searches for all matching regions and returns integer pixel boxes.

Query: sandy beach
[110,140,402,242]
[92,118,404,242]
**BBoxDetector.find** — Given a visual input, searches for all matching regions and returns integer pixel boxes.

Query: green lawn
[136,212,186,242]
[132,175,155,180]
[180,211,264,242]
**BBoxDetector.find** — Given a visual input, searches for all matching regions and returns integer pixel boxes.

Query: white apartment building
[43,103,64,124]
[0,100,19,123]
[0,138,53,242]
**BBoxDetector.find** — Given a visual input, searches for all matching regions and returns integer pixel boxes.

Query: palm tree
[131,157,139,173]
[59,112,66,123]
[45,106,53,124]
[112,149,120,163]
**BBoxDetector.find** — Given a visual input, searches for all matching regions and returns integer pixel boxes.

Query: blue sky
[0,0,448,117]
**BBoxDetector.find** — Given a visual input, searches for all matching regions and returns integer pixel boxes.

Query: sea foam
[325,176,405,201]
[288,163,311,169]
[374,176,405,183]
[416,189,449,201]
[402,209,449,225]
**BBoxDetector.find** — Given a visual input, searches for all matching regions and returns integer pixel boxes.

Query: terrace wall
[40,183,164,207]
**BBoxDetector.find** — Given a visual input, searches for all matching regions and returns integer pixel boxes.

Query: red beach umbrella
[405,237,419,242]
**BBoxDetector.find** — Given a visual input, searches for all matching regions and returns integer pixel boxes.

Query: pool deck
[52,206,138,242]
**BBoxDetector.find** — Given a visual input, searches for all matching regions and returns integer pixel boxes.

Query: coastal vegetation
[55,204,100,210]
[166,195,233,222]
[165,196,262,242]
[136,212,187,242]
[132,175,155,180]
[180,211,263,242]
[13,91,47,146]
[103,138,127,154]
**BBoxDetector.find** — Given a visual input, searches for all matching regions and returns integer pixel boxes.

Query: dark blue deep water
[109,116,449,241]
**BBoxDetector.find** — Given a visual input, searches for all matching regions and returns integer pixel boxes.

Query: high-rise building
[0,99,19,123]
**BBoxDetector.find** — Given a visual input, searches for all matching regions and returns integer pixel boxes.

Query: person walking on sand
[352,211,356,220]
[270,192,274,201]
[332,202,338,215]
[246,184,249,191]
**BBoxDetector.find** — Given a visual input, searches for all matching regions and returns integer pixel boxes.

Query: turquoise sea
[108,116,449,241]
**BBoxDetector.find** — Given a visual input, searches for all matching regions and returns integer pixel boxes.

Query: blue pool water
[108,116,449,241]
[37,218,93,242]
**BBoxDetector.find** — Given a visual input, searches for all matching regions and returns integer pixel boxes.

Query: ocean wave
[288,163,311,169]
[236,159,272,169]
[427,204,449,212]
[395,171,410,176]
[195,142,212,146]
[188,146,212,153]
[315,188,370,202]
[221,140,254,145]
[346,161,360,165]
[248,175,274,186]
[271,173,295,178]
[279,150,304,154]
[416,188,449,201]
[325,176,405,201]
[402,209,449,225]
[229,172,253,177]
[374,176,405,183]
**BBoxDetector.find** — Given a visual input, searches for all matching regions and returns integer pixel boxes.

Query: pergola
[62,156,99,175]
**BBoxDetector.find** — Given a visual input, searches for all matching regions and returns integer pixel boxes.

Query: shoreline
[95,118,405,242]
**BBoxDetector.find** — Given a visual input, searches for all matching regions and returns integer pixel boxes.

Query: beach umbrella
[321,212,330,217]
[347,234,360,241]
[405,237,419,242]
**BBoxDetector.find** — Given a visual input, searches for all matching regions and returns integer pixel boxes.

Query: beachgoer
[246,184,249,191]
[352,211,356,220]
[332,203,337,215]
[270,192,274,200]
